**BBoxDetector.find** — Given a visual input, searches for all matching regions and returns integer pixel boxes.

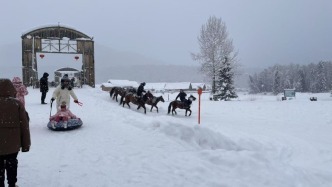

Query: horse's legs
[150,105,153,112]
[172,107,177,115]
[188,109,192,116]
[137,105,141,110]
[143,105,146,114]
[155,106,158,113]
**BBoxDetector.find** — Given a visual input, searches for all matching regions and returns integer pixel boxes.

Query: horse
[119,87,137,105]
[168,95,196,116]
[145,95,165,113]
[122,92,153,114]
[109,87,126,103]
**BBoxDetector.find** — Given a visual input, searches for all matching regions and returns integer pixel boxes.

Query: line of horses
[109,87,197,116]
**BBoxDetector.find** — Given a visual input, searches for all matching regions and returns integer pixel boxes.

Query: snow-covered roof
[55,67,79,72]
[102,80,139,88]
[164,82,191,90]
[191,83,206,89]
[145,83,166,90]
[21,24,92,40]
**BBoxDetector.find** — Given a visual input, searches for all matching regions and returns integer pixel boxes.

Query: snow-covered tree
[248,74,260,94]
[296,67,307,92]
[215,57,237,100]
[273,66,282,95]
[191,16,238,94]
[315,61,328,92]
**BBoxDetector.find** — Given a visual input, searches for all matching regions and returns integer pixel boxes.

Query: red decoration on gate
[74,56,79,60]
[40,54,45,59]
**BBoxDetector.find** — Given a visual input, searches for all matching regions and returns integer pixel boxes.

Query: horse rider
[136,82,146,101]
[175,89,189,107]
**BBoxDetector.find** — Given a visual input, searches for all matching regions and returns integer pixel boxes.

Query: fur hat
[12,77,22,83]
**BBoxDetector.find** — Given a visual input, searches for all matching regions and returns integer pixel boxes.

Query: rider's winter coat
[12,77,29,106]
[175,92,187,102]
[0,79,31,155]
[52,85,78,110]
[137,84,146,97]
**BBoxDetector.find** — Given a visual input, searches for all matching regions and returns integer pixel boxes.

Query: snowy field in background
[18,86,332,187]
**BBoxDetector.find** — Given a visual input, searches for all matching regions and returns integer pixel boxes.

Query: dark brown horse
[168,95,196,116]
[145,95,165,113]
[122,92,153,114]
[109,87,127,103]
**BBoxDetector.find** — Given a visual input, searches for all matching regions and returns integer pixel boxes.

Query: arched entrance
[21,25,95,87]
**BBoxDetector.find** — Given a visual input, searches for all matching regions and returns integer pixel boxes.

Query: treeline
[248,61,332,94]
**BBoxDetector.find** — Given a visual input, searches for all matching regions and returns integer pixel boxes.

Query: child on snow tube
[49,101,78,129]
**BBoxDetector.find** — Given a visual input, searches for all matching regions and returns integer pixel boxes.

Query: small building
[54,67,81,85]
[101,79,139,91]
[283,88,296,100]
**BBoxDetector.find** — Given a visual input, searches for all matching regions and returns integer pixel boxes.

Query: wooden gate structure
[21,25,95,87]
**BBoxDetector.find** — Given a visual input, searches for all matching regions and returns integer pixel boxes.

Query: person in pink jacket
[49,101,77,129]
[12,77,29,106]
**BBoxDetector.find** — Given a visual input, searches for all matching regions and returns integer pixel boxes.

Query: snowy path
[15,87,332,187]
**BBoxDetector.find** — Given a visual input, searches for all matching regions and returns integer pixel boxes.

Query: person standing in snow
[0,78,31,187]
[39,72,49,104]
[12,77,29,107]
[51,74,79,111]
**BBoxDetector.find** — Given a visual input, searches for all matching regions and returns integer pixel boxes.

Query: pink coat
[12,77,28,106]
[50,109,77,122]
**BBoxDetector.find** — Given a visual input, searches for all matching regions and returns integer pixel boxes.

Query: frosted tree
[248,74,260,94]
[215,57,238,100]
[191,16,238,94]
[273,66,281,95]
[315,61,328,92]
[296,68,307,92]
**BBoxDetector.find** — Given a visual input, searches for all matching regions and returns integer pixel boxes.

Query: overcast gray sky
[1,0,331,69]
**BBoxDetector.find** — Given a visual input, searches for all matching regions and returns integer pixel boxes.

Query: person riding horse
[136,82,146,101]
[175,89,190,108]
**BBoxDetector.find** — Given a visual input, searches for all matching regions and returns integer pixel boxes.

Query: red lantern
[74,56,79,60]
[40,54,45,59]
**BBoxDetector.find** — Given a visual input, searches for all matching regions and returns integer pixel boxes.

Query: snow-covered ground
[17,86,332,187]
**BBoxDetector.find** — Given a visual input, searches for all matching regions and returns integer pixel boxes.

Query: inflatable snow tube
[47,118,83,131]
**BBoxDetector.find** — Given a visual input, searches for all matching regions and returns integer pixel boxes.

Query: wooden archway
[21,25,95,87]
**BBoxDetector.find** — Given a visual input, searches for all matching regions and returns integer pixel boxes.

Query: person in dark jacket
[0,79,31,187]
[39,72,49,104]
[175,89,189,107]
[136,82,146,98]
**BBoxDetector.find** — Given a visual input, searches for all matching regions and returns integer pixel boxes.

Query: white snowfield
[20,86,332,187]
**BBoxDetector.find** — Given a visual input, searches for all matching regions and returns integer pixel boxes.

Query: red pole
[198,94,201,124]
[197,88,202,124]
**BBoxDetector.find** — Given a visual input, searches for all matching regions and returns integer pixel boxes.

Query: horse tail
[110,87,115,97]
[168,101,173,114]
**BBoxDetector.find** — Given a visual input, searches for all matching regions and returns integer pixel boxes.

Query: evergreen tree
[296,68,307,92]
[316,61,328,92]
[215,57,237,100]
[273,67,281,95]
